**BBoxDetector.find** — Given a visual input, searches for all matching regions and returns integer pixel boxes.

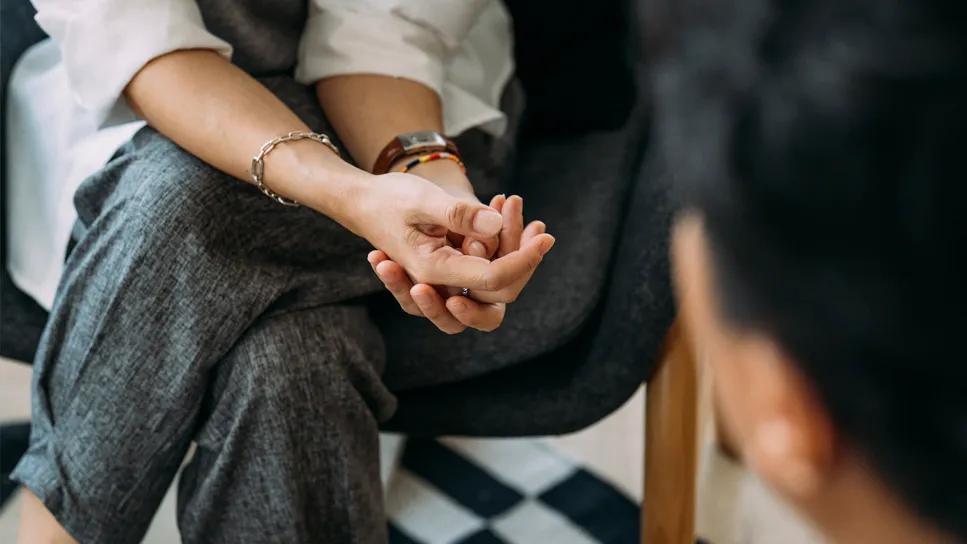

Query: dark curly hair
[657,0,967,538]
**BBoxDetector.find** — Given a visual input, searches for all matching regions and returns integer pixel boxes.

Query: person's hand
[367,194,552,333]
[347,172,554,303]
[392,157,499,260]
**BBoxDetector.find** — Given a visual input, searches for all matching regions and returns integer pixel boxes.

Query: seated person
[11,1,567,543]
[669,0,966,542]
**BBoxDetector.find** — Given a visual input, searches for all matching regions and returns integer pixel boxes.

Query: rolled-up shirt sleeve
[33,0,233,127]
[296,0,489,96]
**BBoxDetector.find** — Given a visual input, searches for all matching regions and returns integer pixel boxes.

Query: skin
[672,214,952,544]
[369,193,551,334]
[18,49,553,542]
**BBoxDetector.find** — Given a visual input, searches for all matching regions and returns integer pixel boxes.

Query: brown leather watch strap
[372,131,460,174]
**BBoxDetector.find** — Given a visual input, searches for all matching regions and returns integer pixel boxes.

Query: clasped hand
[358,172,554,334]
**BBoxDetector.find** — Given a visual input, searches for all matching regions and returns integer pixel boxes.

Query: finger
[410,284,467,334]
[462,236,497,258]
[456,234,556,304]
[415,192,503,239]
[446,297,506,332]
[498,195,524,257]
[474,221,547,303]
[419,233,555,291]
[367,249,389,272]
[375,260,423,316]
[459,193,505,258]
[521,220,546,245]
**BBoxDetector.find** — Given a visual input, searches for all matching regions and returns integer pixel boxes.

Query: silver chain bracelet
[250,131,340,207]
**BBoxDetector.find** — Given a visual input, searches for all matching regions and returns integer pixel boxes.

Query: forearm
[315,75,443,171]
[124,49,367,225]
[315,75,472,195]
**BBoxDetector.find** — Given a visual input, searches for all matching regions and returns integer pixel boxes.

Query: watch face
[398,131,447,152]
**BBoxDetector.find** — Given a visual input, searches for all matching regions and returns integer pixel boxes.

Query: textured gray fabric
[196,0,307,76]
[177,306,392,544]
[9,75,523,543]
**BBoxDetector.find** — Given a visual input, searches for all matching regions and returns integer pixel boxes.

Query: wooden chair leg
[714,404,741,461]
[642,320,698,544]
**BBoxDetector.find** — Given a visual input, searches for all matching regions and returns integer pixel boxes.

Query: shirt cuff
[35,0,232,127]
[295,3,446,95]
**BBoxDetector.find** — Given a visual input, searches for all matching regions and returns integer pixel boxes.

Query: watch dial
[400,131,446,151]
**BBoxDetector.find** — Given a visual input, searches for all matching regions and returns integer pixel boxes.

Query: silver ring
[460,288,470,297]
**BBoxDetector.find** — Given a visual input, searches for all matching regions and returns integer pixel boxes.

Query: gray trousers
[12,77,520,543]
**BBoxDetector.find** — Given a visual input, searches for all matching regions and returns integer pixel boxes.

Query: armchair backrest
[1,1,57,362]
[502,0,640,138]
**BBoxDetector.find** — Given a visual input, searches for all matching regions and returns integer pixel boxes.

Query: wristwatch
[372,131,460,174]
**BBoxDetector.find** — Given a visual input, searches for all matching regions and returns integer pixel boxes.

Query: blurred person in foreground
[666,0,966,542]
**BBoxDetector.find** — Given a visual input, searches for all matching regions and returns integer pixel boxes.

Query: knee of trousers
[126,148,257,251]
[203,306,398,434]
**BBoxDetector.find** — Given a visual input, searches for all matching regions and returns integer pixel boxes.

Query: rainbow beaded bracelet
[396,151,466,174]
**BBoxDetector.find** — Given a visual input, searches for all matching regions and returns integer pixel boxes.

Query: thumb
[417,193,503,238]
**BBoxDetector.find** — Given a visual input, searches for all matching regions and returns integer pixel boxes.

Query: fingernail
[473,210,503,236]
[468,240,487,257]
[451,299,468,312]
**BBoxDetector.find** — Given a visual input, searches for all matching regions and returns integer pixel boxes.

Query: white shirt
[6,0,514,309]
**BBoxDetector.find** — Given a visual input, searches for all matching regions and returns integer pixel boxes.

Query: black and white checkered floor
[385,437,642,544]
[0,360,826,544]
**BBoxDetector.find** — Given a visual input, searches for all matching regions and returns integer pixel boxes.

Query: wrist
[393,156,475,198]
[267,138,373,230]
